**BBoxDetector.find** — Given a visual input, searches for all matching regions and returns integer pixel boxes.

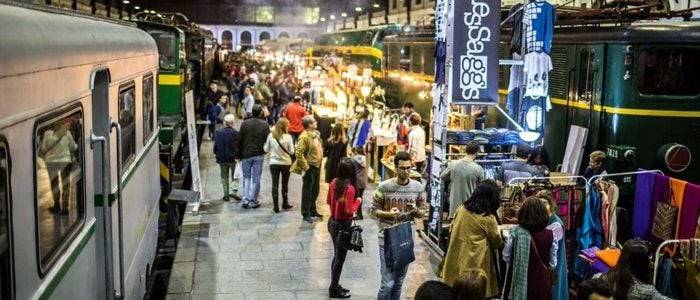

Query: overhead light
[122,0,129,3]
[134,6,140,10]
[329,14,336,20]
[355,7,362,12]
[320,17,326,22]
[373,3,380,8]
[341,12,347,17]
[157,14,162,17]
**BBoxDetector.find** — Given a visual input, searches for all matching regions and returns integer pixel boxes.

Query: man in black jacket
[237,104,270,209]
[213,114,240,202]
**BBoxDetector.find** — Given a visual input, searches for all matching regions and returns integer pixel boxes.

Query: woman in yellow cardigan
[442,180,504,297]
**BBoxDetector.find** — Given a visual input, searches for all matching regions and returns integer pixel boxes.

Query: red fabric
[284,103,307,133]
[327,179,361,221]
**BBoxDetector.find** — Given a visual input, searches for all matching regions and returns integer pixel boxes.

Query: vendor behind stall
[440,141,485,219]
[497,143,543,185]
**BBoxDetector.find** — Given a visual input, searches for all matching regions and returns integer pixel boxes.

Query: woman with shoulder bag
[326,158,362,298]
[263,117,295,213]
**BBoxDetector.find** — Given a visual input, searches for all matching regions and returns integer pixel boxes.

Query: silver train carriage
[0,3,161,299]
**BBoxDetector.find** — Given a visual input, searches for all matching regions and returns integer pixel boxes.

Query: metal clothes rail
[585,169,664,194]
[507,174,587,186]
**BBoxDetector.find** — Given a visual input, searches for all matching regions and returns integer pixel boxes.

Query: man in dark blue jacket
[213,114,240,201]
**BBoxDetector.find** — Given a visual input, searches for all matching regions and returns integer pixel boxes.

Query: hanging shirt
[523,0,555,54]
[508,3,525,55]
[523,52,553,99]
[434,40,447,85]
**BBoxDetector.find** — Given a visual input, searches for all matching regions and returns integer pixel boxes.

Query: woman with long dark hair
[326,158,362,298]
[442,180,504,298]
[324,123,348,183]
[600,239,670,300]
[503,197,556,300]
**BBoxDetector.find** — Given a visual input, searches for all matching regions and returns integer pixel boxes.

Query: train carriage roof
[0,4,158,79]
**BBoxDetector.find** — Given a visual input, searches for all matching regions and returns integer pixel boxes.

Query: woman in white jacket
[264,117,295,213]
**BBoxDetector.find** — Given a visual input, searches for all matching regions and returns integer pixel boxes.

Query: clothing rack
[585,169,664,194]
[652,239,700,285]
[507,175,587,186]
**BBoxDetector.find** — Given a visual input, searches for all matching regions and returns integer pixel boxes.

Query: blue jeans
[241,155,264,205]
[377,245,409,300]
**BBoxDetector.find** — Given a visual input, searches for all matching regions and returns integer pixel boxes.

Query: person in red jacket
[326,158,362,299]
[284,96,307,143]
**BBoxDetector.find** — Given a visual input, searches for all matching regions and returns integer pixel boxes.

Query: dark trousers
[269,164,291,209]
[301,166,320,217]
[328,218,351,289]
[46,162,72,210]
[356,188,365,219]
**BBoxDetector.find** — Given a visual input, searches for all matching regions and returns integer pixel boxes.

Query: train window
[577,48,596,103]
[387,45,400,70]
[148,30,177,70]
[119,84,137,169]
[0,143,13,298]
[143,75,155,145]
[34,109,85,273]
[411,47,423,73]
[393,0,398,9]
[400,46,410,71]
[637,49,700,96]
[423,46,435,75]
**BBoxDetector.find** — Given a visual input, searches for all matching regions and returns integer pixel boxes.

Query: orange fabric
[670,178,688,238]
[595,248,622,268]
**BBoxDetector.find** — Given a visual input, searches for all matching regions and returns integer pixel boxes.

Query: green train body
[380,22,700,183]
[307,25,402,77]
[541,23,700,183]
[136,22,188,139]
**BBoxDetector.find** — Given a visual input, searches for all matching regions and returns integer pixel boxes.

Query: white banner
[185,91,203,202]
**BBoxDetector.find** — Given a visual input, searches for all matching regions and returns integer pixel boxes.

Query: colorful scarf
[509,226,532,300]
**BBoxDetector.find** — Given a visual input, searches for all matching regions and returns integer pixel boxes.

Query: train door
[91,70,116,300]
[571,44,606,166]
[0,142,13,300]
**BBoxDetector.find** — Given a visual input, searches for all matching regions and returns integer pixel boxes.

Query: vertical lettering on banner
[452,0,500,104]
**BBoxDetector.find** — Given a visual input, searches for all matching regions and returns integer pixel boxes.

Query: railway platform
[165,123,439,300]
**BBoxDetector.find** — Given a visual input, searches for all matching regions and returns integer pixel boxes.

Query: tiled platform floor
[166,125,439,300]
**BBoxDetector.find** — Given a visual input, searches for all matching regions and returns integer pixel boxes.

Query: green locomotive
[307,25,402,77]
[381,21,700,183]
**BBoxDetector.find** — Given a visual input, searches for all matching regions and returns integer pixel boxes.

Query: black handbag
[337,223,364,253]
[383,222,416,270]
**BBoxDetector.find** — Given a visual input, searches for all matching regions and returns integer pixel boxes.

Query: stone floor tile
[191,293,244,300]
[167,262,195,294]
[245,291,295,300]
[166,293,192,300]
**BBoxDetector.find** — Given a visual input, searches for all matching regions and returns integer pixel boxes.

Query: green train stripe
[496,89,700,118]
[38,220,96,299]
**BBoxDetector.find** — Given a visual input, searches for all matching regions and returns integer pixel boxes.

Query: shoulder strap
[530,236,550,271]
[273,135,294,159]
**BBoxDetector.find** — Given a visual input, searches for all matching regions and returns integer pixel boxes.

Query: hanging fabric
[507,3,525,55]
[633,172,657,238]
[679,183,700,239]
[523,0,555,54]
[574,186,603,279]
[434,40,447,85]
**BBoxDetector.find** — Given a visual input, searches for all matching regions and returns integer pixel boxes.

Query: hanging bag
[334,193,364,252]
[383,221,416,270]
[501,186,526,224]
[651,189,678,240]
